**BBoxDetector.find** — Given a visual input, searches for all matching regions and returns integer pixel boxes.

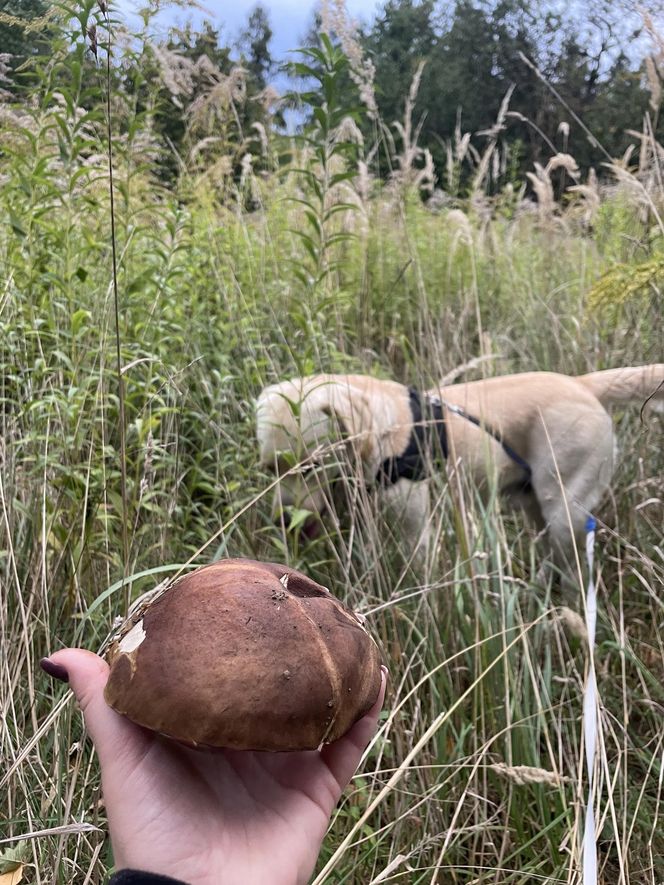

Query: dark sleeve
[108,872,190,885]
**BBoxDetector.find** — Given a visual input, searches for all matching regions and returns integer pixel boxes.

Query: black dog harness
[377,388,532,491]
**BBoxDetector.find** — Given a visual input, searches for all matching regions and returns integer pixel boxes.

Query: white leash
[582,515,598,884]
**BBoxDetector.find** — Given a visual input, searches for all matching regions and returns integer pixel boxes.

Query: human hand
[41,650,386,885]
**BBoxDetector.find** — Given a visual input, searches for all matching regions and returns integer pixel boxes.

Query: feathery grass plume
[446,208,474,254]
[617,13,664,217]
[507,109,557,157]
[418,147,435,194]
[0,52,12,100]
[645,55,662,114]
[187,135,222,164]
[489,762,571,787]
[623,114,664,201]
[456,129,472,164]
[526,162,555,216]
[320,0,377,119]
[192,153,235,198]
[567,167,601,228]
[526,153,580,221]
[546,152,580,178]
[151,44,200,107]
[604,149,664,233]
[471,85,514,198]
[642,9,664,109]
[335,114,364,147]
[389,61,435,195]
[188,65,247,134]
[255,84,281,113]
[391,60,424,175]
[251,120,270,159]
[239,152,260,207]
[444,119,472,196]
[151,43,251,186]
[356,158,371,204]
[253,87,281,166]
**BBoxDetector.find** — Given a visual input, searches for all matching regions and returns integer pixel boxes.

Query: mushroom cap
[103,559,383,751]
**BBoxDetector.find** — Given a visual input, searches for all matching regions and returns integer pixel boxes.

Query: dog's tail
[577,364,664,413]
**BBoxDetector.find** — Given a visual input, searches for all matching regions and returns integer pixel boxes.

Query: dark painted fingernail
[40,658,69,683]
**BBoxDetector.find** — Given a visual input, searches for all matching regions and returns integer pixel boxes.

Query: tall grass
[1,2,663,883]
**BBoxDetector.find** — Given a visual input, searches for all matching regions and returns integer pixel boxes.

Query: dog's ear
[320,386,379,471]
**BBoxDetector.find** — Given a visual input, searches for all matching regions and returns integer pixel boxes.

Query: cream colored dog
[256,366,663,561]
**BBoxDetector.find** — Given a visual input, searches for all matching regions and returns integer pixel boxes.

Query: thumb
[42,648,148,765]
[319,667,387,793]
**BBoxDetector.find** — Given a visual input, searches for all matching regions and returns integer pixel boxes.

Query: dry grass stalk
[567,167,601,227]
[445,208,474,252]
[526,153,580,220]
[625,113,664,203]
[389,61,435,194]
[645,55,662,114]
[335,115,364,147]
[470,86,514,198]
[604,153,664,233]
[151,44,204,108]
[368,854,413,883]
[526,162,555,216]
[546,153,580,178]
[151,45,248,142]
[642,9,664,119]
[443,119,473,195]
[239,152,261,205]
[251,121,270,158]
[188,66,247,135]
[518,50,612,161]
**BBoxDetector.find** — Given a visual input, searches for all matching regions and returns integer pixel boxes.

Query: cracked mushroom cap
[103,559,383,751]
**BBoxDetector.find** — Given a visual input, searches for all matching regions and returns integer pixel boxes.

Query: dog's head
[256,376,379,538]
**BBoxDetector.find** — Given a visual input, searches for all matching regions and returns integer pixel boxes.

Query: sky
[119,0,382,62]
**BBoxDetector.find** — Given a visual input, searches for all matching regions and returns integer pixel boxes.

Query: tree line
[1,0,661,192]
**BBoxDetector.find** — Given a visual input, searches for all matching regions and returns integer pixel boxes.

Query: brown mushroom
[103,559,383,751]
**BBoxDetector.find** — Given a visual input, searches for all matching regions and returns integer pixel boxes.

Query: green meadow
[1,2,662,882]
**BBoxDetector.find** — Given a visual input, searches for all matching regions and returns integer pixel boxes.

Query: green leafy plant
[286,34,362,293]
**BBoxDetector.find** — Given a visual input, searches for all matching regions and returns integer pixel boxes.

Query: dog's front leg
[380,477,431,566]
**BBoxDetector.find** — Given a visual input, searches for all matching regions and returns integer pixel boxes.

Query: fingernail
[40,658,69,683]
[380,665,389,679]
